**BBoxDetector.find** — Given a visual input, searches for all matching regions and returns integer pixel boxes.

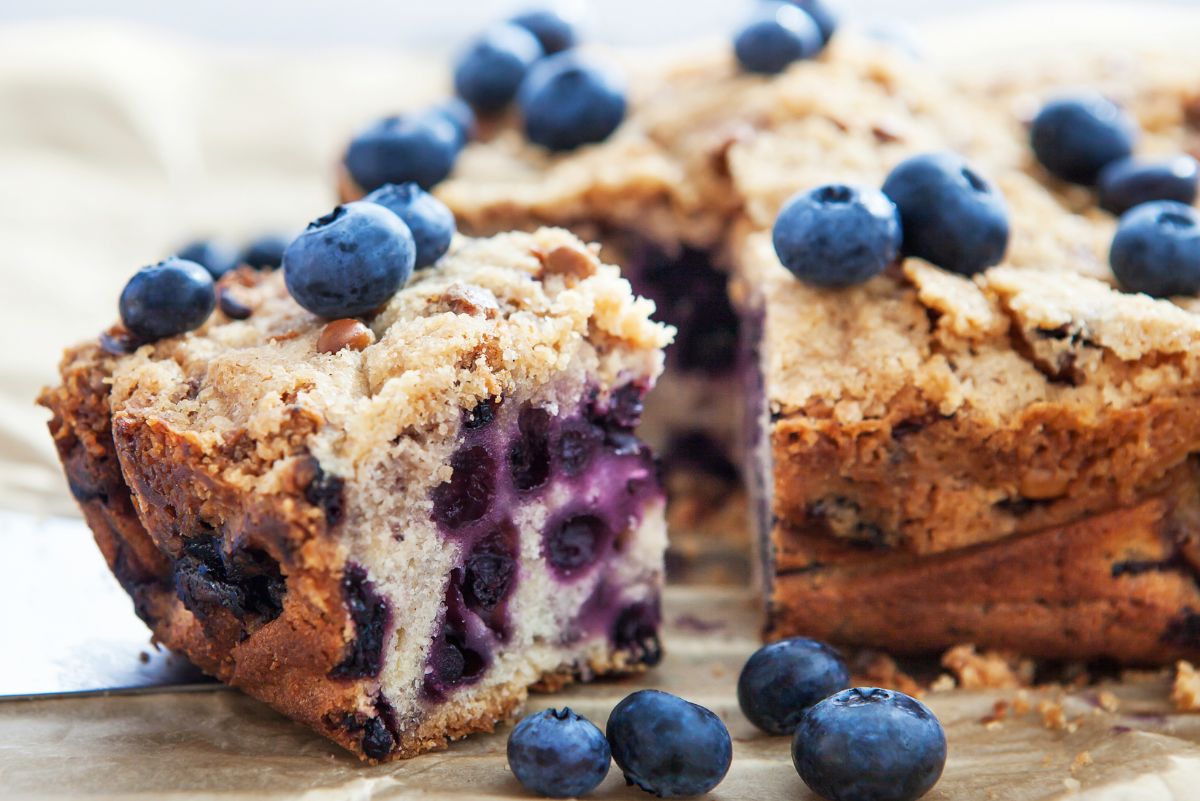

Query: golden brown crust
[766,462,1200,662]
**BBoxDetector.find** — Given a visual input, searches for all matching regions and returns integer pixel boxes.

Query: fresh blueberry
[735,2,824,75]
[343,114,461,193]
[785,0,838,42]
[425,97,476,147]
[176,239,237,279]
[282,202,415,318]
[738,637,851,735]
[606,690,732,798]
[772,184,901,286]
[1030,94,1137,185]
[119,257,216,341]
[238,234,289,271]
[518,52,627,152]
[882,152,1009,275]
[455,24,544,113]
[507,708,611,798]
[793,687,947,801]
[364,183,456,269]
[510,7,579,55]
[1098,154,1199,215]
[1109,200,1200,298]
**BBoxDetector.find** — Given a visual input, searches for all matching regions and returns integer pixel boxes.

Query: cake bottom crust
[767,469,1200,664]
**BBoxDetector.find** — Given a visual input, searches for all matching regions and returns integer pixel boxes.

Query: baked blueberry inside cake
[40,226,671,761]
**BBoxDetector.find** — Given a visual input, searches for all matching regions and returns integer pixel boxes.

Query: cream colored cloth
[0,22,445,515]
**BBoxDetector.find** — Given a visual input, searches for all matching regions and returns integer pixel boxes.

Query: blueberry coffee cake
[336,10,1200,665]
[40,209,672,760]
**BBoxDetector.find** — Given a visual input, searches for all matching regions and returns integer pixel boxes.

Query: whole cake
[40,226,671,761]
[340,33,1200,662]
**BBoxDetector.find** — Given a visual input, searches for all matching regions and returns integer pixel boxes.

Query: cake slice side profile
[40,227,672,761]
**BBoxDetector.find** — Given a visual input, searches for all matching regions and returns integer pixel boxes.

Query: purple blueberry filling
[330,563,391,679]
[625,245,739,374]
[431,445,496,529]
[545,513,611,575]
[172,533,285,639]
[302,457,346,526]
[613,599,663,666]
[423,384,664,700]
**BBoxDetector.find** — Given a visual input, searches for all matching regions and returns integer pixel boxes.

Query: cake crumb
[942,644,1033,689]
[1097,690,1120,713]
[1063,777,1082,793]
[1171,660,1200,712]
[1070,751,1093,775]
[929,674,957,692]
[981,699,1010,726]
[1013,690,1032,715]
[1038,699,1068,730]
[850,651,925,698]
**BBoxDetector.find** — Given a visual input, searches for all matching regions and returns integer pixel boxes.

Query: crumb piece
[1063,777,1081,793]
[1097,690,1120,713]
[929,674,957,693]
[438,282,500,317]
[1013,689,1032,715]
[138,651,150,664]
[1172,660,1200,712]
[1038,698,1067,730]
[538,244,598,279]
[851,651,925,698]
[983,720,1003,731]
[981,699,1010,726]
[942,644,1032,689]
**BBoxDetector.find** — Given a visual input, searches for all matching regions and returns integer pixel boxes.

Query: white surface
[0,0,1192,49]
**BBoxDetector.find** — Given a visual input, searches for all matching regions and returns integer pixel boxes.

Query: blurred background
[0,0,1194,519]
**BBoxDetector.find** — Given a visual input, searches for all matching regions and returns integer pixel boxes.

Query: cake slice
[339,33,1200,663]
[39,227,671,761]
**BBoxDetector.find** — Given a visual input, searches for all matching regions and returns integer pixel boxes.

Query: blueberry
[772,184,901,286]
[364,183,456,269]
[1030,94,1137,185]
[1098,155,1199,215]
[283,202,415,318]
[425,98,477,147]
[462,536,517,612]
[510,8,579,55]
[793,687,947,801]
[343,114,461,193]
[454,24,544,113]
[238,234,289,271]
[509,407,552,492]
[431,445,497,530]
[606,690,732,798]
[785,0,838,42]
[507,708,611,798]
[1109,200,1200,298]
[545,514,608,574]
[882,152,1009,275]
[734,2,824,75]
[518,52,627,152]
[119,257,216,341]
[556,418,602,476]
[176,239,237,279]
[738,637,850,735]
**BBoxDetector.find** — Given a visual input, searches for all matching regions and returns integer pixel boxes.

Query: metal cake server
[0,510,214,699]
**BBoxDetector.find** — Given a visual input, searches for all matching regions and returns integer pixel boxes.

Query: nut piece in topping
[538,244,598,279]
[317,318,374,354]
[440,282,500,317]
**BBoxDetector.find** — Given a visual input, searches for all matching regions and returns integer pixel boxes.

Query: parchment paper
[4,6,1200,800]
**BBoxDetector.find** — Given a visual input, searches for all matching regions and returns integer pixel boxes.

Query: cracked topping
[105,228,672,479]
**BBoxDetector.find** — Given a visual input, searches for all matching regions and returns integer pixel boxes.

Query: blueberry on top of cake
[40,220,673,761]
